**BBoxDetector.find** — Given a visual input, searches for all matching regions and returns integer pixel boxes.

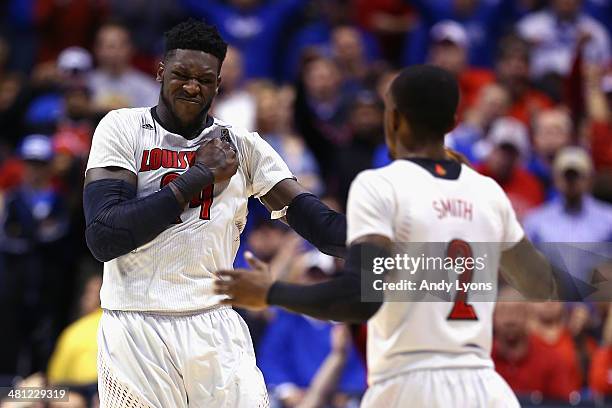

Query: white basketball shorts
[97,306,269,408]
[361,367,520,408]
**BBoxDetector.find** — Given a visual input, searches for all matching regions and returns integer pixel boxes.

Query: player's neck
[154,103,210,140]
[395,143,447,161]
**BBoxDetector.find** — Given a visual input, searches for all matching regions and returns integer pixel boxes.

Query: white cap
[57,47,93,73]
[430,20,469,48]
[487,117,531,159]
[20,134,54,162]
[553,146,593,176]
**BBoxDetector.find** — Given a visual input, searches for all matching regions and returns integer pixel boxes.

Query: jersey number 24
[161,172,213,223]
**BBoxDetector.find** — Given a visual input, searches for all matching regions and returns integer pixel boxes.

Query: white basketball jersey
[346,159,524,385]
[86,108,293,312]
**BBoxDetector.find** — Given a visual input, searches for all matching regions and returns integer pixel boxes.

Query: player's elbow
[333,300,382,323]
[85,221,135,262]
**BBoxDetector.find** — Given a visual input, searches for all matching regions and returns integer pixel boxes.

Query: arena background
[0,0,611,407]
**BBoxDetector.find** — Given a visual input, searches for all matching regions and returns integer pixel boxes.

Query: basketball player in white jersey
[215,65,559,407]
[83,19,357,407]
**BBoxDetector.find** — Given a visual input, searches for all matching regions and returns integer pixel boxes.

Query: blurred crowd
[0,0,611,407]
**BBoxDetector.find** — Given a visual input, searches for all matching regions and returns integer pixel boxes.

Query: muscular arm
[83,167,186,262]
[499,237,557,301]
[261,179,347,258]
[265,235,388,322]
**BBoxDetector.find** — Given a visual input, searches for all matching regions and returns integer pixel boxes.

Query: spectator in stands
[294,57,351,181]
[352,0,414,64]
[495,35,554,124]
[254,83,322,195]
[180,0,306,80]
[446,83,510,163]
[523,147,612,281]
[475,117,544,219]
[524,147,612,245]
[528,302,585,392]
[585,67,612,202]
[492,287,579,403]
[212,47,256,132]
[336,91,384,205]
[294,324,354,408]
[0,36,27,150]
[107,0,188,74]
[258,261,366,408]
[431,20,498,121]
[47,272,101,404]
[428,20,495,119]
[282,0,379,82]
[517,0,611,80]
[0,135,71,378]
[90,22,158,112]
[330,26,371,92]
[528,108,573,198]
[404,0,511,68]
[590,302,612,401]
[34,0,108,64]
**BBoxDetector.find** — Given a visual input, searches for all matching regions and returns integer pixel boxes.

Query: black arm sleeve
[83,179,183,262]
[266,243,386,322]
[286,193,347,258]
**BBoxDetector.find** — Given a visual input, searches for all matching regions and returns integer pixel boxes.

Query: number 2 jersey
[86,108,293,313]
[346,159,524,385]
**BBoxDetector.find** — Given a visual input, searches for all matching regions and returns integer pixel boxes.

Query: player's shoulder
[100,107,152,126]
[351,164,398,194]
[461,165,508,200]
[212,117,258,142]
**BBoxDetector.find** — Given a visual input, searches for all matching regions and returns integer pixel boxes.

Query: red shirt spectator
[590,121,612,171]
[507,89,554,125]
[493,292,578,403]
[458,69,496,118]
[476,162,544,221]
[590,346,612,395]
[493,334,579,401]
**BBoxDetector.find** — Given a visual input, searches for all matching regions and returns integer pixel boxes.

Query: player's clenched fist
[196,137,239,183]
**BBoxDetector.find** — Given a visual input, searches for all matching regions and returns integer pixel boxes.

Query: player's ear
[216,75,222,94]
[391,109,402,132]
[156,62,165,82]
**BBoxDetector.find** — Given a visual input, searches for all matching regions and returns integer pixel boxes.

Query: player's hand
[196,137,239,183]
[214,252,273,310]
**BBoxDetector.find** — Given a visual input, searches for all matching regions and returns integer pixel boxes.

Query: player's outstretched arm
[214,235,388,322]
[261,179,347,258]
[83,138,238,262]
[499,237,558,301]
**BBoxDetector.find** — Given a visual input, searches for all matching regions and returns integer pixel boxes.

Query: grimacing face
[157,49,221,127]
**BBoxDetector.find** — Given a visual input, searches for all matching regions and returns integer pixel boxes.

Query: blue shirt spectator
[258,309,366,398]
[523,147,612,284]
[181,0,306,80]
[403,0,511,68]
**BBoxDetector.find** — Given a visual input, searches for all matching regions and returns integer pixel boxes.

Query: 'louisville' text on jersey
[139,148,197,172]
[432,198,474,221]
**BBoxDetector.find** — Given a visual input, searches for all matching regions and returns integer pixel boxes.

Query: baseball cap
[430,20,469,48]
[19,134,54,162]
[57,47,93,73]
[487,117,530,159]
[553,146,593,176]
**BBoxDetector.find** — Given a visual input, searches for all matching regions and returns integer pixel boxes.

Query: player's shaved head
[390,65,459,142]
[164,19,228,71]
